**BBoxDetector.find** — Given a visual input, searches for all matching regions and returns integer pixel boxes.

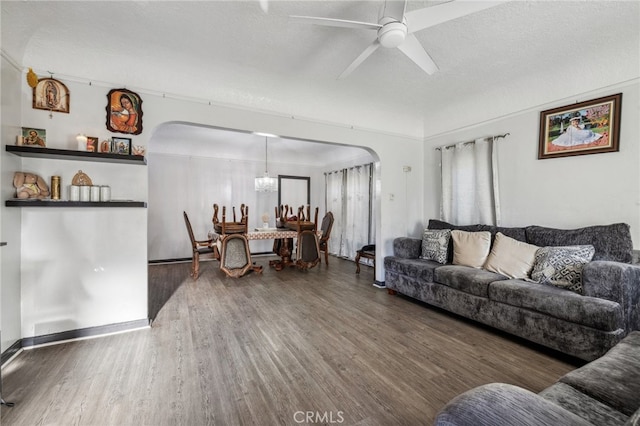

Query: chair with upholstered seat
[318,211,334,265]
[184,211,219,279]
[219,233,262,278]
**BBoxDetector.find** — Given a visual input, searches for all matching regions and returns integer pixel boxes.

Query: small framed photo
[86,136,99,152]
[111,137,131,155]
[33,78,70,114]
[99,139,112,153]
[538,93,622,159]
[20,127,46,147]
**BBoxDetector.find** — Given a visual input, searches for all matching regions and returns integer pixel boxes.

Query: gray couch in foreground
[434,330,640,426]
[384,221,640,361]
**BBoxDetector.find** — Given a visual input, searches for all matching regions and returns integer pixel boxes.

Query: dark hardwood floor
[1,257,577,425]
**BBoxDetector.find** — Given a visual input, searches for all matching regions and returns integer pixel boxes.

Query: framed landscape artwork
[538,93,622,159]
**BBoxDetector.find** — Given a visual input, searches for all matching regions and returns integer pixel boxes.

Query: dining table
[208,227,321,271]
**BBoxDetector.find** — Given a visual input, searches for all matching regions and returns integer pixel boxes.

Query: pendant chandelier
[255,136,278,192]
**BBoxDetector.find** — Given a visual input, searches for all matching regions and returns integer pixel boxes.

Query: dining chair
[219,233,261,278]
[183,211,219,279]
[212,203,249,235]
[294,206,320,271]
[318,211,334,265]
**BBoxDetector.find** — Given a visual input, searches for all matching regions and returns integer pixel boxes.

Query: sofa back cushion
[526,223,633,263]
[428,219,527,263]
[451,230,492,268]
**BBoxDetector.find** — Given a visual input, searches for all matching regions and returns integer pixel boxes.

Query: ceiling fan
[290,0,505,79]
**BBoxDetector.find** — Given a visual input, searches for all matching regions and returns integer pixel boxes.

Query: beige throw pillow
[451,230,492,268]
[483,232,539,279]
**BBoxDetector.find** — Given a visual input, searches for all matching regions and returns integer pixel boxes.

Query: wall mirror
[278,175,310,216]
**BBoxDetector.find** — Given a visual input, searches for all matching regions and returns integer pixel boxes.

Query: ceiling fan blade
[380,0,407,22]
[405,1,507,34]
[397,34,439,75]
[338,39,381,79]
[289,15,381,31]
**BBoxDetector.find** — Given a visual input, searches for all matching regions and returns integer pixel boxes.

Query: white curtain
[325,163,373,260]
[440,138,500,225]
[326,170,344,258]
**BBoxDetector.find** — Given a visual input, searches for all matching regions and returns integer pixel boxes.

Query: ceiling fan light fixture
[378,21,407,48]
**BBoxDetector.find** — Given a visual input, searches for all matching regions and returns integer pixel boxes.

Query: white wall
[1,56,24,352]
[424,81,640,248]
[148,152,326,260]
[2,73,422,344]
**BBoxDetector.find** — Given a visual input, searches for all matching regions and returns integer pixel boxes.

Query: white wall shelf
[6,145,147,165]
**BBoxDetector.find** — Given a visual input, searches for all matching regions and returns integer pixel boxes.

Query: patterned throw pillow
[530,245,595,294]
[421,229,451,264]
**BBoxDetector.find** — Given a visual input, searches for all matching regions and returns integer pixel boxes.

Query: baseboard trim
[1,339,22,366]
[372,280,386,289]
[20,319,150,349]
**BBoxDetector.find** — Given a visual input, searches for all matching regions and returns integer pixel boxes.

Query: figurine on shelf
[13,172,50,199]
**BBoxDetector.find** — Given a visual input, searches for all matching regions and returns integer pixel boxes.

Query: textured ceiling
[2,1,639,142]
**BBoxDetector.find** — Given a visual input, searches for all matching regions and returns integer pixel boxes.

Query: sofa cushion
[540,382,630,426]
[559,331,640,416]
[488,279,623,331]
[451,230,492,268]
[531,245,595,294]
[428,219,527,263]
[392,237,422,259]
[525,223,633,263]
[383,257,440,282]
[435,265,507,297]
[484,232,539,279]
[421,228,450,264]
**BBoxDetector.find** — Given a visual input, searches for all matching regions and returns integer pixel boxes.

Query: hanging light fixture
[255,136,278,192]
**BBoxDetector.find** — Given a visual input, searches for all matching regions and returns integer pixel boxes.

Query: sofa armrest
[392,237,422,259]
[582,261,640,331]
[434,383,593,426]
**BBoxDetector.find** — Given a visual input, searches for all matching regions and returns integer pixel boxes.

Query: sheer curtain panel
[440,138,499,226]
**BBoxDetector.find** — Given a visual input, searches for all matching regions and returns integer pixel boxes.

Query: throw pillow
[483,232,539,279]
[530,245,596,294]
[421,229,451,264]
[451,230,492,268]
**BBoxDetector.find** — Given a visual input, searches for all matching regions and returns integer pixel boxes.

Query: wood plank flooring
[1,257,579,425]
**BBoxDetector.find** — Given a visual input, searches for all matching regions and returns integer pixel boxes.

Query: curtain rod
[435,133,510,151]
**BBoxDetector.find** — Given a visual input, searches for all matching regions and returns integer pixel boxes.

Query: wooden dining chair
[294,206,320,271]
[183,211,219,279]
[212,203,249,235]
[219,233,262,278]
[318,211,334,265]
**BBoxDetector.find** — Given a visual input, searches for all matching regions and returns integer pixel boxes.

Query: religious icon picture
[32,78,70,113]
[106,88,143,135]
[20,127,47,147]
[111,137,132,155]
[86,136,99,152]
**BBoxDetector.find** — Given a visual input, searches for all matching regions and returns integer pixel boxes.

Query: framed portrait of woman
[32,78,70,113]
[106,88,143,135]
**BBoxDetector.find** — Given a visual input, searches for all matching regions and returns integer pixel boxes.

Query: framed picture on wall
[32,77,70,114]
[111,137,132,155]
[538,93,622,159]
[106,88,143,135]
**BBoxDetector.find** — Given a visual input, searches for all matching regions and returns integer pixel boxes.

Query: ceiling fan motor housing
[377,17,407,48]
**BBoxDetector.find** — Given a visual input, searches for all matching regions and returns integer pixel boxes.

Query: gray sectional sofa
[434,330,640,426]
[384,220,640,361]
